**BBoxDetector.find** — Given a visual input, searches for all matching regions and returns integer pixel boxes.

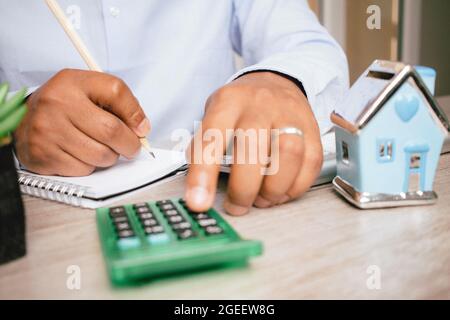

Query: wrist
[236,70,307,99]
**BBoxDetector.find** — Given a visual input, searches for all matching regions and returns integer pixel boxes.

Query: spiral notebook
[17,148,187,209]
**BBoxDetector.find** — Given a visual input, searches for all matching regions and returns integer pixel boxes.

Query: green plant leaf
[0,83,9,105]
[0,87,27,120]
[0,104,27,138]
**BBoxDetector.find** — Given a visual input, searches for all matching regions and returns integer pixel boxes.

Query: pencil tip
[139,138,156,158]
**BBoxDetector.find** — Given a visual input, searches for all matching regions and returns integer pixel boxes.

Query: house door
[407,154,422,192]
[404,144,429,193]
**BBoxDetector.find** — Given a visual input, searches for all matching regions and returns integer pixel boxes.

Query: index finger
[80,71,151,137]
[185,105,240,212]
[70,97,141,159]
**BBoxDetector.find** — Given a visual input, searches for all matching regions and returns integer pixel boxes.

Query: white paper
[24,148,186,199]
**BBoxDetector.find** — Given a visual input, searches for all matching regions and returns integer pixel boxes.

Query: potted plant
[0,83,27,264]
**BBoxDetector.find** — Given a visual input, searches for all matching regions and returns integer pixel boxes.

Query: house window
[342,141,349,164]
[377,139,395,162]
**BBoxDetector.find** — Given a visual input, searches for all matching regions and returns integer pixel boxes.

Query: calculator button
[156,200,172,206]
[141,218,159,227]
[168,215,184,224]
[110,206,126,213]
[117,229,135,238]
[117,237,140,250]
[159,203,175,211]
[147,233,170,245]
[163,209,179,216]
[198,219,217,227]
[135,206,152,214]
[138,212,154,220]
[144,225,165,234]
[205,225,223,235]
[109,206,126,217]
[177,229,196,240]
[133,203,149,209]
[192,213,210,220]
[171,222,192,231]
[112,216,129,223]
[115,222,131,231]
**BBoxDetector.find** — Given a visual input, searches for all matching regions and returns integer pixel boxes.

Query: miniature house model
[331,60,449,209]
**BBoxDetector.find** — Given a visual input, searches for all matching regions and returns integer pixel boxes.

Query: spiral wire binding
[18,173,87,207]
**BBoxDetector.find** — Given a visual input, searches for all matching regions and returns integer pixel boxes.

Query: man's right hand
[14,69,150,176]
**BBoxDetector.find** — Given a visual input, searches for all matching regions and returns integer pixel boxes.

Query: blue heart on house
[395,96,419,122]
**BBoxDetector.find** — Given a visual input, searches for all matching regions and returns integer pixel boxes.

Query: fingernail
[224,197,249,216]
[136,118,151,137]
[185,186,210,210]
[254,195,272,208]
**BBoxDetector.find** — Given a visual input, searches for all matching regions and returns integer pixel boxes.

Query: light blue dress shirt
[0,0,349,141]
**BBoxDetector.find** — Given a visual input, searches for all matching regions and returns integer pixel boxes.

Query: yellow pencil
[44,0,155,158]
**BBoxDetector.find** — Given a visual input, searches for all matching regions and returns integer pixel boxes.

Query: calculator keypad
[108,199,225,251]
[135,203,170,245]
[157,200,198,240]
[178,200,223,236]
[108,206,140,249]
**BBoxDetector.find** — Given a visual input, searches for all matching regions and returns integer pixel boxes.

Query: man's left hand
[185,72,324,215]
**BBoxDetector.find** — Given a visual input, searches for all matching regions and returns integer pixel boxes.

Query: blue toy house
[331,60,449,209]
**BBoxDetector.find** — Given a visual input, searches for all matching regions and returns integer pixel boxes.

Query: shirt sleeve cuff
[233,69,308,99]
[226,55,348,135]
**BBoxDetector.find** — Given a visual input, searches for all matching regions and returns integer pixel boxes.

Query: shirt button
[109,7,120,17]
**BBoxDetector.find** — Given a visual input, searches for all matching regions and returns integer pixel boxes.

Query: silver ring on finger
[272,127,304,138]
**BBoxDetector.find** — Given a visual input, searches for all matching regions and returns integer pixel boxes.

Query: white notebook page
[24,148,186,199]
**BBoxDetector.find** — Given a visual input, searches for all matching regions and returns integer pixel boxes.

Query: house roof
[331,60,449,134]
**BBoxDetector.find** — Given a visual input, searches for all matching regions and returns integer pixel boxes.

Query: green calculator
[96,198,263,285]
